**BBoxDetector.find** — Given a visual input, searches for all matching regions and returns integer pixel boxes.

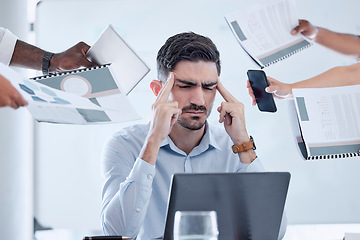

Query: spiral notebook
[225,0,312,68]
[86,24,150,95]
[30,64,140,124]
[289,85,360,160]
[29,25,151,124]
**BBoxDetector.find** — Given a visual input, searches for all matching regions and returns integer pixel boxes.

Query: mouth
[182,110,206,115]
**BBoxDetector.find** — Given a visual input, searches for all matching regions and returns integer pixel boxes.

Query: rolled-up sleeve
[0,28,17,66]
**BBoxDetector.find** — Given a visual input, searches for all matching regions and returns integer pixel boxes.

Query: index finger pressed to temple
[216,80,237,103]
[156,72,175,103]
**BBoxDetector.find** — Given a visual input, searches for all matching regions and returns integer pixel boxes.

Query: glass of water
[173,211,219,240]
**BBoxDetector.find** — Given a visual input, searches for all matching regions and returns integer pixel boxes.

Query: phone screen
[247,70,277,113]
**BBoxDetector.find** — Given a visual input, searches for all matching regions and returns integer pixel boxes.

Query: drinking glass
[173,211,219,240]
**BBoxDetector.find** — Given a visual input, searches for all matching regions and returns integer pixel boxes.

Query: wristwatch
[42,51,54,75]
[232,136,256,153]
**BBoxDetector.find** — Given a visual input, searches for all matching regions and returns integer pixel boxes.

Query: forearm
[9,40,44,70]
[139,135,162,165]
[315,28,360,58]
[9,40,93,73]
[290,63,360,90]
[238,149,257,164]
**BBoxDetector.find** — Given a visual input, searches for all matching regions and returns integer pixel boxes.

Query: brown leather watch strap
[232,136,255,153]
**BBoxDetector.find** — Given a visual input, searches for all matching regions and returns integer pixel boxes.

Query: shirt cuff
[0,29,17,66]
[127,158,156,188]
[241,156,265,172]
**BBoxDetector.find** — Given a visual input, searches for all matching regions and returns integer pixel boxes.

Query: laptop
[163,172,290,240]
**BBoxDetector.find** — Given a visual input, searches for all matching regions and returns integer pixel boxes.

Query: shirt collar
[160,121,222,155]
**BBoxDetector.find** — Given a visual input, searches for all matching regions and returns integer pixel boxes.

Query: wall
[0,0,34,239]
[34,0,360,232]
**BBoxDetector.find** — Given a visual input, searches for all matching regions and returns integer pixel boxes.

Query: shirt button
[136,207,140,213]
[147,174,153,180]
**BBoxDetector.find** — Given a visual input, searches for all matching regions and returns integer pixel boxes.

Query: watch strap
[232,136,255,153]
[42,52,54,75]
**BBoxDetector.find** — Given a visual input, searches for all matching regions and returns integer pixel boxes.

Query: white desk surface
[284,224,360,240]
[35,224,360,240]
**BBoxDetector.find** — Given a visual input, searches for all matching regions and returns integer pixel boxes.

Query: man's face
[169,60,218,130]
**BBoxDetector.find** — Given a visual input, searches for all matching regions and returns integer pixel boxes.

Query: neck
[169,122,206,155]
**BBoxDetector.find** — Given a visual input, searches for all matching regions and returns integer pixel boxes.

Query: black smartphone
[247,69,277,113]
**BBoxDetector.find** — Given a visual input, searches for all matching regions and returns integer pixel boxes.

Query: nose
[190,86,206,106]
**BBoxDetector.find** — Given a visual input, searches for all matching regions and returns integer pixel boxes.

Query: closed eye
[202,83,217,90]
[203,86,215,90]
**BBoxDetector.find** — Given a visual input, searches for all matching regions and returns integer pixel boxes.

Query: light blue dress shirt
[101,122,286,239]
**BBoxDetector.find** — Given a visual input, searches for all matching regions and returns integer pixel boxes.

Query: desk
[284,224,360,240]
[35,224,360,240]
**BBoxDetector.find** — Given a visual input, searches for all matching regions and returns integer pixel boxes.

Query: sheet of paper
[86,24,150,95]
[345,232,360,240]
[0,63,139,124]
[225,0,311,67]
[293,85,360,156]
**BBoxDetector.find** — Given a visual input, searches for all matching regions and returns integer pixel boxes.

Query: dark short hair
[156,32,221,82]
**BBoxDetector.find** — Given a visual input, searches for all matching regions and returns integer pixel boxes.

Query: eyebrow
[175,78,218,87]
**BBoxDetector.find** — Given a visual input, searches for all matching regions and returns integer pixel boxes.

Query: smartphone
[247,69,277,113]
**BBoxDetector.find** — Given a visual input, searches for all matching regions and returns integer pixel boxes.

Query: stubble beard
[177,103,213,131]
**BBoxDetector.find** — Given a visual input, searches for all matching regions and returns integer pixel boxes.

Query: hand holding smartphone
[247,70,277,113]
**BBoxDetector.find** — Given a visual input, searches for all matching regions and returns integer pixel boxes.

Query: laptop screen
[163,172,290,240]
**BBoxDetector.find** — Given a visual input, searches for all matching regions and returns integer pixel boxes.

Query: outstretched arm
[247,63,360,104]
[289,62,360,89]
[0,74,27,109]
[292,19,360,58]
[10,40,96,73]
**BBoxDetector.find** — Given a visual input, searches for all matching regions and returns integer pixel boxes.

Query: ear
[150,80,163,96]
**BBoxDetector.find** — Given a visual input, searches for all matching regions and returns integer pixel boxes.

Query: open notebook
[289,85,360,160]
[225,0,311,68]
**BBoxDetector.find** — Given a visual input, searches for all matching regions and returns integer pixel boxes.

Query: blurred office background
[1,0,360,240]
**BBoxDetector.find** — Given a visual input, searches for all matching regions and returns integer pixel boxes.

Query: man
[0,27,96,109]
[101,32,286,239]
